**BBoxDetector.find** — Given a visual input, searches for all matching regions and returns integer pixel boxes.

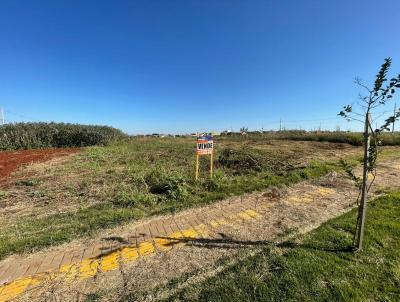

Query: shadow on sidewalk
[92,233,355,261]
[155,233,355,253]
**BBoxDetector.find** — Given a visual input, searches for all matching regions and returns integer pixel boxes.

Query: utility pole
[393,103,397,133]
[279,119,282,131]
[356,112,371,250]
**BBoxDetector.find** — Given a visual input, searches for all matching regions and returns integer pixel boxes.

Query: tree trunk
[356,113,371,250]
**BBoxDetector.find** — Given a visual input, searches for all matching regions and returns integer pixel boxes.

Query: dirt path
[0,156,399,302]
[0,148,81,184]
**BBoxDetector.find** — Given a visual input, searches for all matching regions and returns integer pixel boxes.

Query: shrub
[220,130,400,146]
[0,122,128,150]
[145,169,189,201]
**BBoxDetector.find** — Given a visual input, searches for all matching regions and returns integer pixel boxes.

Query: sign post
[195,135,214,180]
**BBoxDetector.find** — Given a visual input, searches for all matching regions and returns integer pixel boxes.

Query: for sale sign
[196,135,213,155]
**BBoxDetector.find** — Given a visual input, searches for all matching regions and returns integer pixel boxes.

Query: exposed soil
[0,148,81,184]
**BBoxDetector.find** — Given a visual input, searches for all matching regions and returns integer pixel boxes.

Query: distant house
[221,130,232,136]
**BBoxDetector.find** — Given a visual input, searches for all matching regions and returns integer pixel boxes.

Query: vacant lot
[0,136,399,302]
[0,137,362,260]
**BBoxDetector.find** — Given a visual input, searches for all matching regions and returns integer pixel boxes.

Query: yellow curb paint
[138,242,155,256]
[59,263,80,281]
[224,214,240,224]
[181,229,199,238]
[168,231,183,239]
[79,259,99,279]
[168,231,185,247]
[244,209,262,219]
[120,247,139,261]
[287,195,313,204]
[209,220,220,228]
[288,187,337,204]
[194,224,210,237]
[216,218,229,226]
[237,212,253,220]
[100,252,120,272]
[154,238,173,251]
[0,276,40,302]
[316,187,336,196]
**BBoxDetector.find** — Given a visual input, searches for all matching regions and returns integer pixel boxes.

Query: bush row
[0,122,128,150]
[221,130,400,146]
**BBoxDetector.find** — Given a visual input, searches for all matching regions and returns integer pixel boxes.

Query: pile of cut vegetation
[218,147,299,175]
[0,122,128,150]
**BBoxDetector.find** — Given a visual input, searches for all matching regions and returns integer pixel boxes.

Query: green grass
[159,192,400,302]
[0,138,340,259]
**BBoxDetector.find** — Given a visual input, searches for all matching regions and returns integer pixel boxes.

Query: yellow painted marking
[168,231,185,247]
[79,259,99,279]
[138,241,155,256]
[316,187,336,196]
[154,238,173,251]
[194,224,210,237]
[237,211,254,220]
[226,214,241,223]
[209,220,220,228]
[100,252,120,272]
[0,276,40,302]
[244,209,262,219]
[59,263,80,280]
[169,231,183,239]
[287,195,313,204]
[120,246,139,261]
[181,229,199,238]
[287,187,336,204]
[216,218,229,226]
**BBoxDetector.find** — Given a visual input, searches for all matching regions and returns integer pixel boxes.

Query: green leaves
[378,109,400,133]
[338,105,353,119]
[374,57,392,93]
[339,159,361,189]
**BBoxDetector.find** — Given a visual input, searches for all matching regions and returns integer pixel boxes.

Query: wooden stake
[195,154,199,181]
[210,152,214,178]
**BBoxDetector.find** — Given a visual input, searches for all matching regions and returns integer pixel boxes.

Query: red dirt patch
[0,148,81,183]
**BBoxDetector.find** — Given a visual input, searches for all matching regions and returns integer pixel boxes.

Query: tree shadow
[101,236,130,244]
[156,233,356,253]
[92,233,355,261]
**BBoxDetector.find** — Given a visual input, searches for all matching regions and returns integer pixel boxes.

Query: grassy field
[158,192,400,302]
[0,138,353,260]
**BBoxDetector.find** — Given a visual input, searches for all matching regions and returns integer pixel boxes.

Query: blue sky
[0,0,399,134]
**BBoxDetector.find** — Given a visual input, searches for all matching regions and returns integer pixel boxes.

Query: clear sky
[1,0,399,134]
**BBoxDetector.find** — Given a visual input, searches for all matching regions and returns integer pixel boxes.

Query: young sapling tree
[339,57,400,250]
